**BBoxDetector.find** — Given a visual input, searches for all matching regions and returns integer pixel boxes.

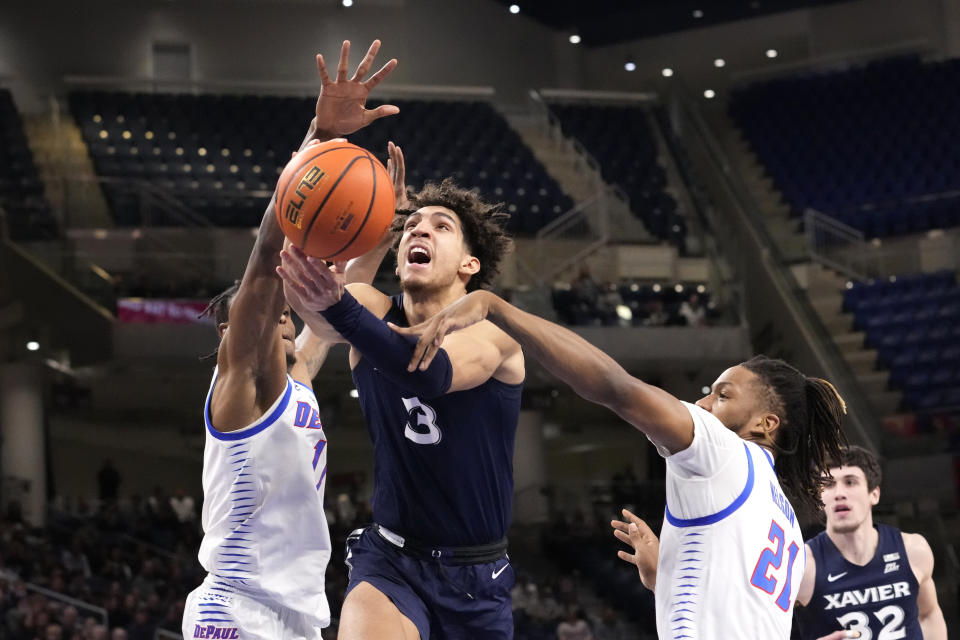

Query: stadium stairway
[21,110,112,229]
[501,106,655,243]
[800,263,904,417]
[708,110,807,262]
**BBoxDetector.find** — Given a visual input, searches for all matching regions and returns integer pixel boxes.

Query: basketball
[274,139,395,261]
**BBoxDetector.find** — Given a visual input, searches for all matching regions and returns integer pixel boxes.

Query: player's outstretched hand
[817,631,861,639]
[387,140,409,210]
[611,508,659,592]
[389,290,494,371]
[276,245,347,313]
[313,39,399,139]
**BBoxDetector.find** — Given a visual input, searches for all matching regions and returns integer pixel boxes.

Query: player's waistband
[373,524,507,565]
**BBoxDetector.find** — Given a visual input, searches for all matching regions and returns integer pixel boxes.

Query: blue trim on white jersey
[664,442,755,528]
[760,447,775,470]
[204,372,293,441]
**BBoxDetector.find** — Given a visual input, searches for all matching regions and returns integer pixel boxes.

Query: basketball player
[181,39,399,640]
[276,182,524,640]
[388,291,850,640]
[794,445,947,639]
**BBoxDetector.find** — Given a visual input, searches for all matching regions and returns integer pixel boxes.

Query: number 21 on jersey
[750,519,801,611]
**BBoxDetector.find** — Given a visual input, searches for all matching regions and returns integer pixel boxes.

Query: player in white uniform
[389,291,849,640]
[181,39,400,640]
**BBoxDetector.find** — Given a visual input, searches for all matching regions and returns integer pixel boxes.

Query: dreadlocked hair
[198,280,240,360]
[392,179,513,292]
[741,355,848,517]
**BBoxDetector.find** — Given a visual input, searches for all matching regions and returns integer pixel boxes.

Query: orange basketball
[275,139,395,261]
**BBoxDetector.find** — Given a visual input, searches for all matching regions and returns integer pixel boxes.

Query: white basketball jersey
[652,402,805,640]
[198,369,331,627]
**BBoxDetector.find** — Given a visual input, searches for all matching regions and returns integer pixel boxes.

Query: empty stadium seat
[845,270,960,411]
[546,102,684,246]
[69,91,573,232]
[0,89,57,240]
[731,56,960,238]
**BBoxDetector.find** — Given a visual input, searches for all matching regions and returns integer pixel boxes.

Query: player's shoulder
[900,530,934,563]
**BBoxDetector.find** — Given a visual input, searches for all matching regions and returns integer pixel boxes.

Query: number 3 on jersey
[750,519,800,611]
[403,397,442,445]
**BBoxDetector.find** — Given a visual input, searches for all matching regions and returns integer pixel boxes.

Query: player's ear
[218,322,229,339]
[760,412,781,435]
[460,254,480,277]
[868,484,881,506]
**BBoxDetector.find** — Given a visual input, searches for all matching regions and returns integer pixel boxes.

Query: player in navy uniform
[794,446,947,639]
[277,181,524,639]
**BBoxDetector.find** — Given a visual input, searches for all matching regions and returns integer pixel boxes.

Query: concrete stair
[707,111,808,262]
[23,111,111,228]
[502,111,654,243]
[801,263,903,417]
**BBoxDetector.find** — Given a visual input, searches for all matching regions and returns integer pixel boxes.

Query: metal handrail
[0,576,109,629]
[804,208,876,281]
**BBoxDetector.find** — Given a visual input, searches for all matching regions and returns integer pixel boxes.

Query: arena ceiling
[489,0,854,46]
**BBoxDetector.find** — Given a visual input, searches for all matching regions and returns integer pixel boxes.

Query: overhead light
[342,0,353,5]
[615,305,632,321]
[701,386,711,395]
[674,284,684,293]
[26,341,39,352]
[696,284,707,294]
[704,89,716,99]
[624,61,636,72]
[509,3,519,13]
[766,48,778,58]
[693,9,704,18]
[714,58,725,68]
[349,389,359,399]
[569,34,581,44]
[661,67,674,77]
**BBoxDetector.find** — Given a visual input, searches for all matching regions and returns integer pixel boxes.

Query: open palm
[314,40,399,137]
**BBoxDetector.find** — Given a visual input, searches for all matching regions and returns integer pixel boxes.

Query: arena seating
[68,91,572,234]
[845,270,960,411]
[546,103,683,246]
[0,89,57,240]
[730,56,960,238]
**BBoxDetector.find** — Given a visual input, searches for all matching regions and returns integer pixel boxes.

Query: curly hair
[741,355,849,517]
[393,179,513,292]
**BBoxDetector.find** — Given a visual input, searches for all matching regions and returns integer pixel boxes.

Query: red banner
[117,298,213,324]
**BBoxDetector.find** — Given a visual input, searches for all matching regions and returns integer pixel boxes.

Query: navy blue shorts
[345,527,515,639]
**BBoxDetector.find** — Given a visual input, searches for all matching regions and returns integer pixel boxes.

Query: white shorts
[182,577,325,640]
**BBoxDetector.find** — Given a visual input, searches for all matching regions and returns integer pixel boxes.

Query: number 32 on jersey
[750,519,801,611]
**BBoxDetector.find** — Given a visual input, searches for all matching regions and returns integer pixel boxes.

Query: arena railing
[805,208,960,281]
[62,75,496,101]
[0,575,109,629]
[664,85,880,451]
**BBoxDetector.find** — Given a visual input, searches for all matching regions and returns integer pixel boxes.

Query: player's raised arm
[212,40,398,428]
[392,290,694,453]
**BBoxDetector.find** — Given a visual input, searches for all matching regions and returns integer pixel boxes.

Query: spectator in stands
[44,622,63,640]
[96,460,121,504]
[642,299,669,326]
[110,628,127,640]
[678,293,707,327]
[61,540,91,580]
[58,605,79,637]
[591,604,629,640]
[168,489,195,524]
[556,606,593,640]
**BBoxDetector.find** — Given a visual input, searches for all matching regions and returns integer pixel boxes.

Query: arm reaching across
[391,290,693,453]
[277,246,522,397]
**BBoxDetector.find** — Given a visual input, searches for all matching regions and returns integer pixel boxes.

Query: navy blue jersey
[796,524,922,640]
[352,294,523,547]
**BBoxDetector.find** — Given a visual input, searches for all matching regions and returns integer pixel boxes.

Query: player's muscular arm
[795,544,817,607]
[904,533,947,640]
[213,39,398,428]
[395,290,694,452]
